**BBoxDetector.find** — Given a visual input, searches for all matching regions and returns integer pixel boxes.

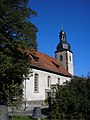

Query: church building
[23,28,74,105]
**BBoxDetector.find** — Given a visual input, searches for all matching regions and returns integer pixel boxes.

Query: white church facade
[23,28,74,105]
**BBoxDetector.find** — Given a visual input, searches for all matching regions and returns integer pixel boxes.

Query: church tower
[55,27,74,75]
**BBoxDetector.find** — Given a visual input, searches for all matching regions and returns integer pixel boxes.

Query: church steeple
[55,27,74,76]
[56,28,71,52]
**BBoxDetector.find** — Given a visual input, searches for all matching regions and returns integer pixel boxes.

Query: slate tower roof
[56,27,72,52]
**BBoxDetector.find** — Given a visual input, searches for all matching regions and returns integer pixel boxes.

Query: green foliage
[2,80,22,106]
[0,0,38,48]
[50,77,90,120]
[0,0,37,105]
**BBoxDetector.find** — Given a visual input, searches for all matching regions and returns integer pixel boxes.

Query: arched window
[63,35,65,39]
[47,76,51,87]
[58,78,60,85]
[60,55,63,61]
[34,74,39,92]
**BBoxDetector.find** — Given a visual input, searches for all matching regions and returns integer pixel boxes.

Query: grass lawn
[9,116,47,120]
[9,116,30,120]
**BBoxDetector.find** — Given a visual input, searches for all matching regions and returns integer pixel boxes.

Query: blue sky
[29,0,90,77]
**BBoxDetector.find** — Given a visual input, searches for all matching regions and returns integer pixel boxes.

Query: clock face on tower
[63,43,68,49]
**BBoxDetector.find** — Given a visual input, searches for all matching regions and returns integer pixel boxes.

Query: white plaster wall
[23,68,71,101]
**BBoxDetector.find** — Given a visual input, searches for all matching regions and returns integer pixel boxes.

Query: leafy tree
[50,77,90,120]
[0,0,38,105]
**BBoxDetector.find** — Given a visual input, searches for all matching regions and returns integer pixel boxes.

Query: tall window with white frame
[34,73,39,92]
[47,76,51,88]
[58,78,60,85]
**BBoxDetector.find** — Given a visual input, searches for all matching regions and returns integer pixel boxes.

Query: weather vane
[61,24,64,30]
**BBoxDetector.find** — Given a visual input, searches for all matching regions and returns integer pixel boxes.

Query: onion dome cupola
[56,27,71,52]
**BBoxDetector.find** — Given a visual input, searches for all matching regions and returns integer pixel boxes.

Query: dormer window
[52,61,59,68]
[34,57,39,62]
[30,54,39,62]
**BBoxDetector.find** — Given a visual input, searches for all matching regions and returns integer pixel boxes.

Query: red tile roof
[29,50,71,77]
